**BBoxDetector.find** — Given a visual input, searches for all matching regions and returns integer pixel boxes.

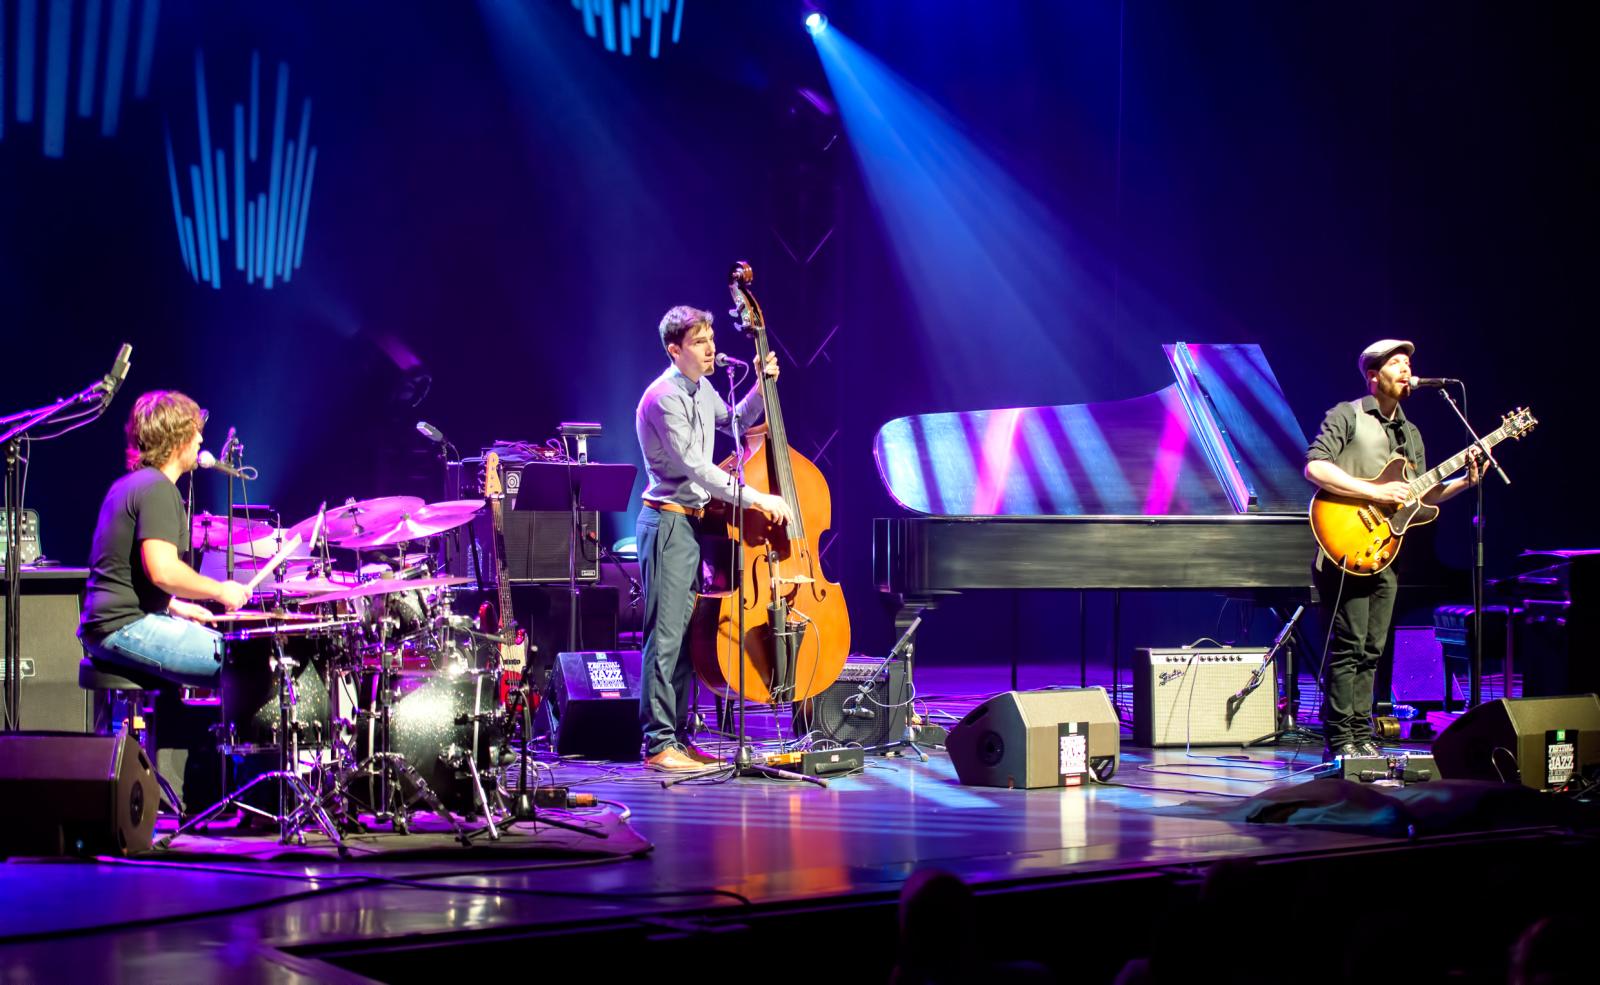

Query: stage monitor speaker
[549,650,642,761]
[794,658,908,747]
[947,688,1119,789]
[0,577,91,732]
[1432,693,1600,790]
[0,732,158,857]
[1132,648,1276,747]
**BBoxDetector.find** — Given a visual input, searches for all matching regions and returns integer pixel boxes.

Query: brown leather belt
[643,498,705,519]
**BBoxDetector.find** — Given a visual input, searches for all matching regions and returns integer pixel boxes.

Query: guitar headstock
[483,451,503,499]
[728,260,765,342]
[1502,407,1537,440]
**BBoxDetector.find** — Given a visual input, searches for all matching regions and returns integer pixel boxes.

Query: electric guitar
[1309,407,1536,576]
[480,452,529,706]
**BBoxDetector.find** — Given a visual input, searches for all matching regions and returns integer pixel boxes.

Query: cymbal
[302,575,469,606]
[267,570,363,596]
[206,610,321,623]
[285,496,425,547]
[231,532,315,561]
[190,513,272,550]
[338,500,483,549]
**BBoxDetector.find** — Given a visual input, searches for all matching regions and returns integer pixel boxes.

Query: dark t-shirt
[79,467,190,640]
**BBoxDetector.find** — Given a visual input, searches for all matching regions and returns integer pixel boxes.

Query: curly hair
[125,391,204,472]
[658,305,713,351]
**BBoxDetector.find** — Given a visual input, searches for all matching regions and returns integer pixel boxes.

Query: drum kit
[160,494,549,853]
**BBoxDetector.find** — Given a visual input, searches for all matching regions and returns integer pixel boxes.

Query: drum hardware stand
[495,673,606,838]
[161,633,349,854]
[863,610,929,761]
[339,619,472,844]
[1244,605,1320,748]
[666,357,823,789]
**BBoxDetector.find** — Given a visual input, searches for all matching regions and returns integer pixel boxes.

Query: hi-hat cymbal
[301,575,469,606]
[207,609,321,623]
[190,513,272,550]
[285,496,426,547]
[338,500,483,549]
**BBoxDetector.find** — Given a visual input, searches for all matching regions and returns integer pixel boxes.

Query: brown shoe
[645,746,706,771]
[681,742,720,764]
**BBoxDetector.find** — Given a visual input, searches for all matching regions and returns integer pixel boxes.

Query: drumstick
[243,534,304,593]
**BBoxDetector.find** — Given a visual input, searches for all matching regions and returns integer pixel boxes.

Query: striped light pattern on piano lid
[0,0,160,156]
[873,344,1310,518]
[163,49,317,289]
[571,0,686,59]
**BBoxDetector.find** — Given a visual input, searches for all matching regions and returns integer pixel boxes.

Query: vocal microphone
[1408,377,1462,390]
[416,421,446,443]
[98,344,133,401]
[198,450,259,480]
[714,352,749,368]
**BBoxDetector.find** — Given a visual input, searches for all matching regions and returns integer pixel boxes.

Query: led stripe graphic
[572,0,684,59]
[164,49,318,289]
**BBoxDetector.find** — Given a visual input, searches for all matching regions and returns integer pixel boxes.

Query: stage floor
[0,665,1510,982]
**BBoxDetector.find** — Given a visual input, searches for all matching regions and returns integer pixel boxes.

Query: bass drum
[353,672,506,816]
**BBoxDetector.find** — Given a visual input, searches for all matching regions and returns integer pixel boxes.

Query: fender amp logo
[1157,669,1185,686]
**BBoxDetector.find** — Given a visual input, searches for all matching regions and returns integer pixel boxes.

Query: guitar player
[1304,339,1481,760]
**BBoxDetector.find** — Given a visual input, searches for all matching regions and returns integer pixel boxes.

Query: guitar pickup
[1356,508,1376,531]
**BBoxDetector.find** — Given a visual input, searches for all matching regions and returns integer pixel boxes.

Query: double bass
[689,262,850,703]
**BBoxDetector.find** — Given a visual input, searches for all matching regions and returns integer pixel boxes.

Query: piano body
[872,343,1318,684]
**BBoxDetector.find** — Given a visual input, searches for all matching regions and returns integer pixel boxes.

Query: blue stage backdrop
[2,1,1592,664]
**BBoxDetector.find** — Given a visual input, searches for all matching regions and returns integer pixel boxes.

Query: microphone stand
[1433,384,1507,709]
[665,360,821,788]
[3,352,125,731]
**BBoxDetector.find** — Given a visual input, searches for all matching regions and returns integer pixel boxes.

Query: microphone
[714,352,749,368]
[416,421,445,443]
[198,450,258,480]
[1408,377,1461,390]
[99,344,132,401]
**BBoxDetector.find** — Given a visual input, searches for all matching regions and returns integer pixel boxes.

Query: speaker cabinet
[947,688,1119,789]
[448,510,600,583]
[0,732,158,857]
[1133,648,1276,747]
[1432,693,1600,790]
[795,658,908,746]
[549,651,642,761]
[0,574,91,732]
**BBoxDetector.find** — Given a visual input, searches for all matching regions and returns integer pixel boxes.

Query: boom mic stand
[665,359,823,789]
[3,344,131,732]
[1433,383,1506,708]
[1243,605,1319,748]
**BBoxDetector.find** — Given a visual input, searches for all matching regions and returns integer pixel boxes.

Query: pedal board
[801,748,865,777]
[1338,751,1439,784]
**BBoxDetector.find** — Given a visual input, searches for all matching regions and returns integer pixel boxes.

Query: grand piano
[873,343,1318,684]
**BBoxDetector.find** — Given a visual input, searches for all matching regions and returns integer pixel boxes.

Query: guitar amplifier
[794,657,908,747]
[1133,648,1277,747]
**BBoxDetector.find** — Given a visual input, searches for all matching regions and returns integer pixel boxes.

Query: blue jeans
[637,507,702,757]
[83,613,225,688]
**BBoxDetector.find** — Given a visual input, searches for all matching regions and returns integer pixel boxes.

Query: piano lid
[872,343,1310,517]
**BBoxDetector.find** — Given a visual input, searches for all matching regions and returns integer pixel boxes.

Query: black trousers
[1314,558,1398,747]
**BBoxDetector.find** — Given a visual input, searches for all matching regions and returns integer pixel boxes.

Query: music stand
[511,461,637,653]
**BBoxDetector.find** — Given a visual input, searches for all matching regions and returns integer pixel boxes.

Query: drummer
[79,391,252,686]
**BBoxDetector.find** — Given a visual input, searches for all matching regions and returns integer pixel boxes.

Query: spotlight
[804,12,828,36]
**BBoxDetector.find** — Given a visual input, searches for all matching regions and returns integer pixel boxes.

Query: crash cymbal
[338,500,483,549]
[301,575,469,606]
[190,513,273,550]
[285,496,425,547]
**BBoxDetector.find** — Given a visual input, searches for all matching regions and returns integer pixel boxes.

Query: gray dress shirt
[636,366,765,510]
